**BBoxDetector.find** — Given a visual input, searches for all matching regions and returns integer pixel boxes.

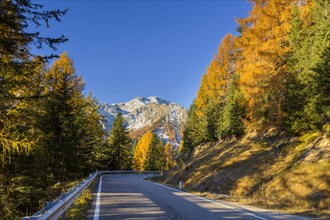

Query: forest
[1,0,329,218]
[183,0,329,152]
[175,0,329,216]
[0,1,174,218]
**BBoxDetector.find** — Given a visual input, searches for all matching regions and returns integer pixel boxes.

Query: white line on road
[93,175,106,220]
[143,178,268,220]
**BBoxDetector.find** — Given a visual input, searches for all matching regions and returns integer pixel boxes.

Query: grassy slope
[158,130,330,218]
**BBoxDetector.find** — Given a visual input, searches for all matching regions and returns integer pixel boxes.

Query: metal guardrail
[22,170,161,220]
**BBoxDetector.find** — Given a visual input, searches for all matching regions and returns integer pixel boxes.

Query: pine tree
[285,0,330,132]
[217,79,245,138]
[106,112,132,170]
[81,92,105,173]
[144,134,166,171]
[182,104,209,152]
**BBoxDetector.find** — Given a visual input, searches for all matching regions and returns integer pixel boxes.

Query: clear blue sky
[32,0,252,108]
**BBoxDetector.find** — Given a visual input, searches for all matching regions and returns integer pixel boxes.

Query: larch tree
[185,33,240,147]
[132,130,153,170]
[0,1,67,217]
[41,52,87,181]
[237,0,295,126]
[164,142,176,170]
[0,0,67,165]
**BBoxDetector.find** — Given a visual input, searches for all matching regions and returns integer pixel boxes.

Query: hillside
[157,130,330,218]
[99,96,187,145]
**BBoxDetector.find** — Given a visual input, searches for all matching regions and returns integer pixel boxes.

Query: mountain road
[85,174,311,220]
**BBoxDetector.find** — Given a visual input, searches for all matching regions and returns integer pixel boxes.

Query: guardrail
[22,170,161,220]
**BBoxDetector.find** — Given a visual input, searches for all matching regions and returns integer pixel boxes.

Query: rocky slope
[99,96,187,146]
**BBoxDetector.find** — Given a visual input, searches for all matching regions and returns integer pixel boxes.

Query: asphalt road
[85,174,310,220]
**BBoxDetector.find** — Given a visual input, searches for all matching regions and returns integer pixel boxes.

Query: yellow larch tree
[190,34,238,141]
[164,142,176,170]
[132,130,153,170]
[237,0,296,125]
[194,34,236,117]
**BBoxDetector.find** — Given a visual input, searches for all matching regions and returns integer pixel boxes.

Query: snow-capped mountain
[99,96,188,146]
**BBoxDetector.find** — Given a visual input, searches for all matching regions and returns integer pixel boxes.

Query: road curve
[85,174,310,220]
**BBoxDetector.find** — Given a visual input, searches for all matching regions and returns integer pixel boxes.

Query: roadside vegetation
[162,0,330,218]
[66,177,98,220]
[157,130,329,218]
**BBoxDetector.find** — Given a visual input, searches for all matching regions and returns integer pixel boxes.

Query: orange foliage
[164,142,176,170]
[132,130,153,170]
[194,34,237,117]
[237,0,295,124]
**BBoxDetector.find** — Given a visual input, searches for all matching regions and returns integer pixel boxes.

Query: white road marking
[143,178,268,220]
[93,175,106,220]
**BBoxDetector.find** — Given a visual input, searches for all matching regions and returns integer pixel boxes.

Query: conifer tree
[237,0,295,126]
[164,142,176,170]
[285,0,330,132]
[184,34,239,149]
[0,1,67,217]
[217,80,245,138]
[182,104,208,152]
[0,0,67,165]
[144,134,166,171]
[132,130,153,170]
[81,92,105,173]
[41,52,87,181]
[106,112,132,170]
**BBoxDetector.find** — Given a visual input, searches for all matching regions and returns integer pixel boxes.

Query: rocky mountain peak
[99,96,187,146]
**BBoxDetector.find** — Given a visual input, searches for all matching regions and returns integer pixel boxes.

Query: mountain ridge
[99,96,188,146]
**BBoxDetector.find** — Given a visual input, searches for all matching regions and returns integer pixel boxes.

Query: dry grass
[157,131,330,218]
[65,177,98,220]
[66,188,92,220]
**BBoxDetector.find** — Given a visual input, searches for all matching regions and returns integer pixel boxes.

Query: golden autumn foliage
[194,34,237,117]
[184,33,241,145]
[184,0,326,150]
[132,130,153,170]
[47,52,85,96]
[164,143,176,170]
[237,0,295,124]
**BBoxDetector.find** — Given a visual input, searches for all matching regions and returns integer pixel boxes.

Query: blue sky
[32,0,252,108]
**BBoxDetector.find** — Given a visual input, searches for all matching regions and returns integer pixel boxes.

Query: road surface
[85,174,310,220]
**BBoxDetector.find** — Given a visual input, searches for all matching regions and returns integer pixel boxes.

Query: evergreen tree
[0,0,67,165]
[106,113,132,170]
[217,81,245,138]
[81,92,105,173]
[285,0,330,132]
[41,52,87,181]
[182,104,209,152]
[144,134,166,171]
[0,1,67,217]
[206,101,223,141]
